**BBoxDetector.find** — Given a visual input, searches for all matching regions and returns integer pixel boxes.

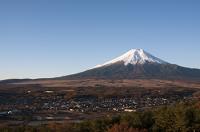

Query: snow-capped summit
[94,49,167,68]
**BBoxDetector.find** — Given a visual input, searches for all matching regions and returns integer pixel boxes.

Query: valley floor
[0,79,200,128]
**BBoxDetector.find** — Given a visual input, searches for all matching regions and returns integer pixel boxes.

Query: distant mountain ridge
[0,79,32,84]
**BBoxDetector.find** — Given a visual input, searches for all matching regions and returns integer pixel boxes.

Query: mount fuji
[62,49,200,80]
[94,49,167,68]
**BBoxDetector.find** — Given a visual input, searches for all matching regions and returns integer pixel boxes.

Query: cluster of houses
[40,95,183,113]
[0,90,192,121]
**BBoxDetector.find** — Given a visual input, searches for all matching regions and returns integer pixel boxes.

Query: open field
[13,79,200,89]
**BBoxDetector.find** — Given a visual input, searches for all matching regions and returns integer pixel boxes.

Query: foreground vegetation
[1,101,200,132]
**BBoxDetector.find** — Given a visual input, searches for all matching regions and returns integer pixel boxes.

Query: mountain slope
[61,49,200,80]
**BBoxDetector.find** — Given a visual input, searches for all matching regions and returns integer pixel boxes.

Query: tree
[107,123,147,132]
[153,106,176,131]
[141,111,154,129]
[121,112,142,128]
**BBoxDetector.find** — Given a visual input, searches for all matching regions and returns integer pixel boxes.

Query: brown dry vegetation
[14,79,200,89]
[0,79,199,98]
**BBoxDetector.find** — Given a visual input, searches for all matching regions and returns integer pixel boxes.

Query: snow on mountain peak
[94,49,167,68]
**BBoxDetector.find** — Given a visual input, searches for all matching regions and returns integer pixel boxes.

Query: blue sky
[0,0,200,79]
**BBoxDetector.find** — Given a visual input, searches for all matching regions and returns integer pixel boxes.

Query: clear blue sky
[0,0,200,79]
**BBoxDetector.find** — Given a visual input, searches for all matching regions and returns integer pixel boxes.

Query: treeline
[1,101,200,132]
